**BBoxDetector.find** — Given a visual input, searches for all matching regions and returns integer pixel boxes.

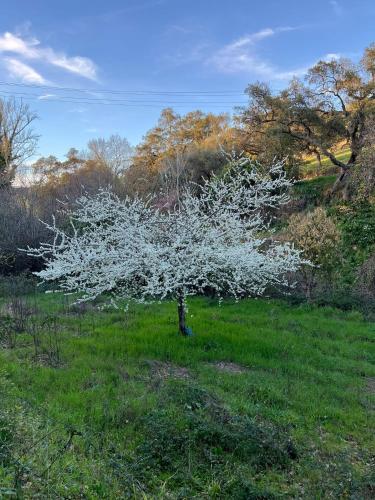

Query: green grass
[1,293,374,498]
[293,175,337,208]
[300,148,351,178]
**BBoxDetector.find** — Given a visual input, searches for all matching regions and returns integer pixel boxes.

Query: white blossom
[27,157,306,335]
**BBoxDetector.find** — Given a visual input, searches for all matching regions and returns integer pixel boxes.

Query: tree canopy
[238,45,375,192]
[127,108,236,194]
[27,157,304,335]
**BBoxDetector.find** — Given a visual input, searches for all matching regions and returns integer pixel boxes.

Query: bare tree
[158,148,229,208]
[0,187,49,273]
[159,152,189,208]
[0,98,38,187]
[86,134,134,175]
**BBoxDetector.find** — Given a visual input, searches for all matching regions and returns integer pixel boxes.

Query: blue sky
[1,0,375,160]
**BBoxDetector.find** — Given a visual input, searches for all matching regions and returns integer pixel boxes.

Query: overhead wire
[0,88,246,106]
[0,80,246,96]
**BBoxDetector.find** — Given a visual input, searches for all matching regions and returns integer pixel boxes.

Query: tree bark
[177,290,188,336]
[330,167,351,199]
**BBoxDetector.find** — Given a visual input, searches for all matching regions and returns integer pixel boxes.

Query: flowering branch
[27,156,306,335]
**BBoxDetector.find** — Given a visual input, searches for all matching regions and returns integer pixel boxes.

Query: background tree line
[1,43,375,312]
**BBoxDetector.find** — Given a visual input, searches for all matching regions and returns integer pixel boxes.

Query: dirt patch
[209,361,248,374]
[146,360,191,380]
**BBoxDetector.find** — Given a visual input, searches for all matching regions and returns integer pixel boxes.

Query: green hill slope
[300,148,351,178]
[1,293,374,498]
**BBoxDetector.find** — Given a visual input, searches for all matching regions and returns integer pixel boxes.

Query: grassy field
[300,148,351,178]
[0,291,374,498]
[293,175,337,208]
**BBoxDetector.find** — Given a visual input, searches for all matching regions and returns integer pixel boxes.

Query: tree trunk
[177,291,188,336]
[330,168,351,200]
[302,269,315,303]
[305,278,313,303]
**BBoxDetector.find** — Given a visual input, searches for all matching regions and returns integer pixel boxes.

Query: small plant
[1,296,33,333]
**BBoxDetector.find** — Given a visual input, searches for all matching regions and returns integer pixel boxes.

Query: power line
[0,80,246,96]
[0,92,244,110]
[0,89,246,106]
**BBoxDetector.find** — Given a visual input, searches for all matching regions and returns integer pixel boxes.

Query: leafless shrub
[0,316,18,348]
[27,315,62,367]
[0,188,50,273]
[1,296,34,332]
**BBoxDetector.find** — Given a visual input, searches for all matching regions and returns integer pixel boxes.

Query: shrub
[113,381,297,496]
[333,202,375,252]
[0,189,48,275]
[286,207,340,299]
[354,252,375,317]
[349,120,375,203]
[357,252,375,299]
[0,274,37,297]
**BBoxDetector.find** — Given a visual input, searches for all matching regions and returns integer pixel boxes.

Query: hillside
[299,148,351,179]
[1,292,374,498]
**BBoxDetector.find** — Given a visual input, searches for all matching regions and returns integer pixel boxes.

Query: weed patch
[112,381,297,495]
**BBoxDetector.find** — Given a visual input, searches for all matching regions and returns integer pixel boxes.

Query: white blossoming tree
[27,157,304,336]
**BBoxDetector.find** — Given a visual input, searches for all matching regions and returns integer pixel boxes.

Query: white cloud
[273,66,310,80]
[43,50,97,80]
[0,32,39,57]
[323,52,341,61]
[230,28,276,48]
[0,31,97,80]
[37,93,57,100]
[4,57,46,83]
[275,53,342,79]
[208,27,306,80]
